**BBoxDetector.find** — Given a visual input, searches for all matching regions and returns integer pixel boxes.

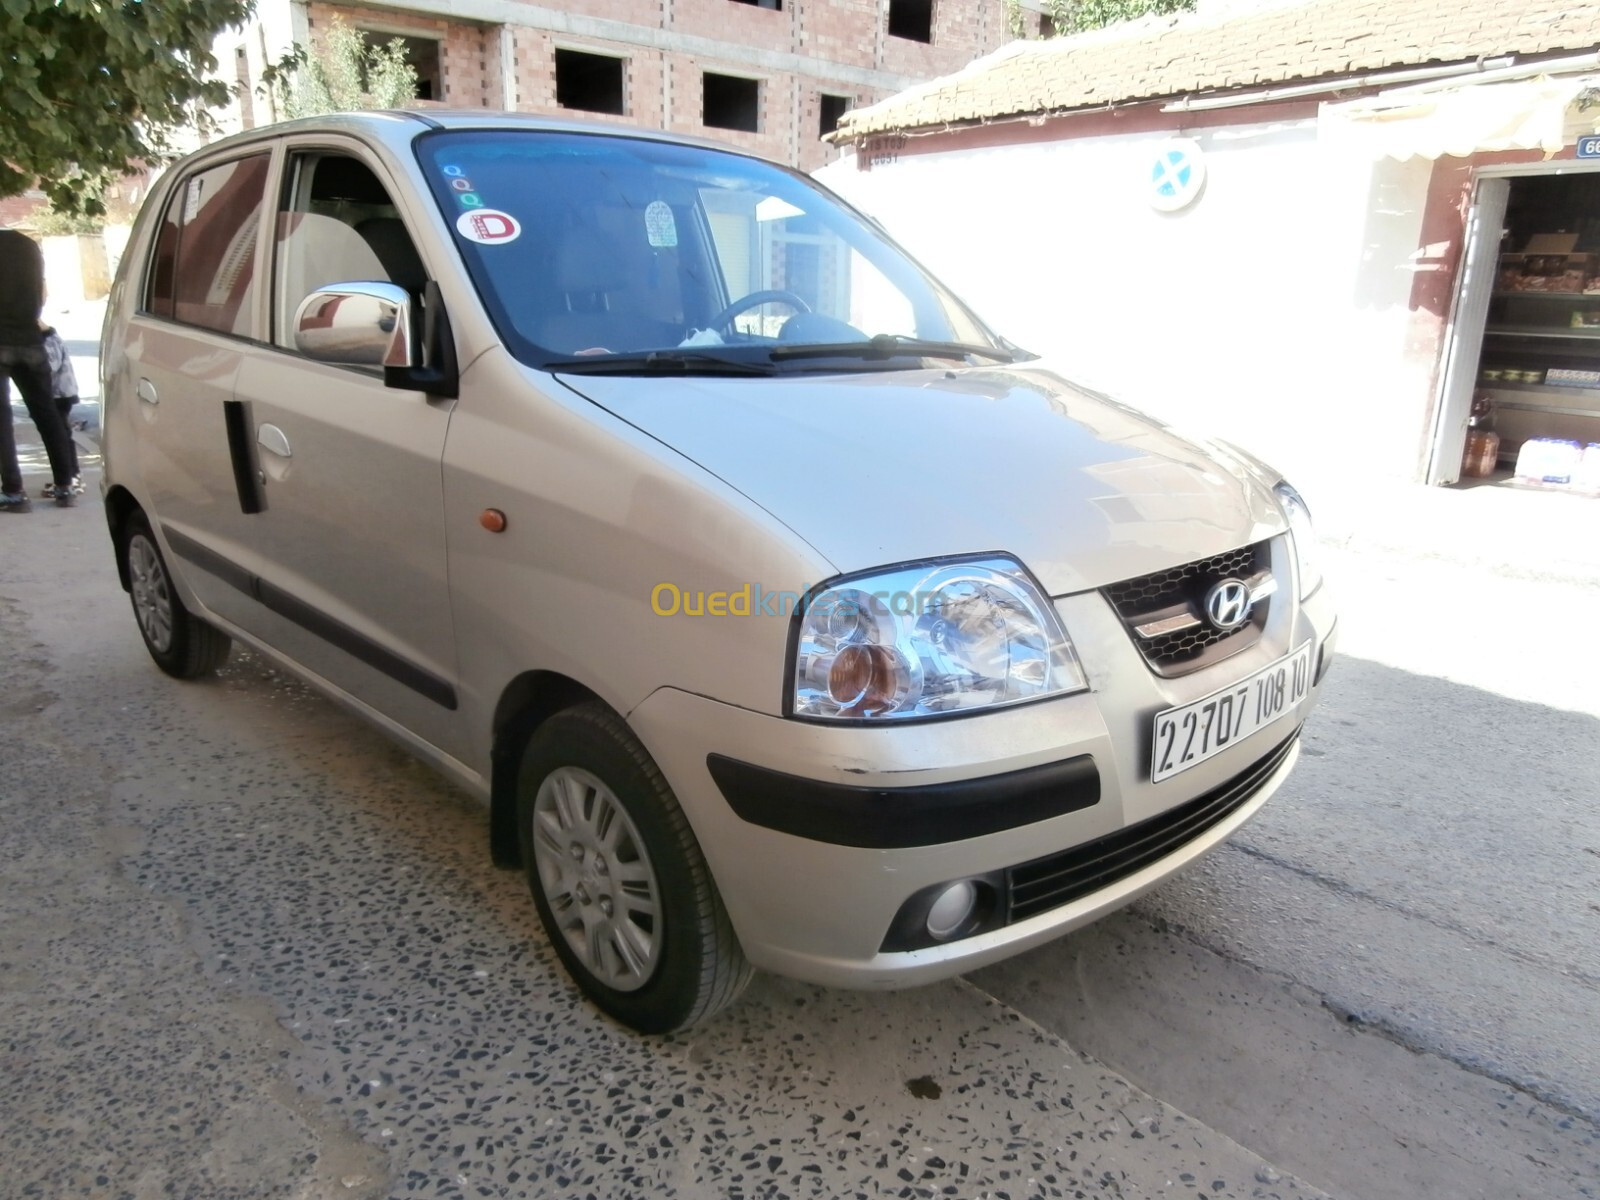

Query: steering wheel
[711,289,811,335]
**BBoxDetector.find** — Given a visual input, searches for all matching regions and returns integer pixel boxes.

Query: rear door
[230,140,465,759]
[117,149,276,628]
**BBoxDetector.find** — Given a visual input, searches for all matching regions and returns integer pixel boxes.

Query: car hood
[556,364,1288,595]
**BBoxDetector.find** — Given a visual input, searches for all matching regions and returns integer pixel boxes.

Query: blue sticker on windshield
[439,165,485,208]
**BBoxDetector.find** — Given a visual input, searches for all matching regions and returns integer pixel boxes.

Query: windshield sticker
[457,208,522,245]
[440,165,485,207]
[645,201,678,248]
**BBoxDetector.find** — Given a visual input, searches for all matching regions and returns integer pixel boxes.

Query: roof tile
[834,0,1600,139]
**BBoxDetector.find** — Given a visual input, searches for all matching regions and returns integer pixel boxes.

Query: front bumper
[626,547,1336,989]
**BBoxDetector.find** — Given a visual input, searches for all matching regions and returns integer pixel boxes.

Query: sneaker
[53,487,76,508]
[70,476,85,496]
[44,477,85,499]
[1,492,32,514]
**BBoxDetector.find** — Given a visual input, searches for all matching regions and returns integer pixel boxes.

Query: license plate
[1151,643,1312,783]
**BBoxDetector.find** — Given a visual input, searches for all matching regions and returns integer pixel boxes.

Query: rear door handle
[136,378,158,405]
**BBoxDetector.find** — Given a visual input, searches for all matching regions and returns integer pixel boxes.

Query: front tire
[121,511,231,679]
[517,702,750,1033]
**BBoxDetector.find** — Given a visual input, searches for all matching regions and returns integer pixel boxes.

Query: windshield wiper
[546,349,776,376]
[766,334,1017,364]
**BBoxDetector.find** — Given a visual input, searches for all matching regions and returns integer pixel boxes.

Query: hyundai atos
[100,112,1336,1032]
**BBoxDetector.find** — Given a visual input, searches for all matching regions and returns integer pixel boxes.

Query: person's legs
[55,396,80,479]
[0,344,76,498]
[0,369,24,501]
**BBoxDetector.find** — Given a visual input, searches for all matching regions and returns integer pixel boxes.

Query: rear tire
[517,702,751,1033]
[121,511,231,679]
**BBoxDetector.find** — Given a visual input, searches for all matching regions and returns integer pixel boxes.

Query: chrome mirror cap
[293,281,415,368]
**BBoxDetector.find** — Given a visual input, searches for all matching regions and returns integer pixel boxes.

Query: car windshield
[415,129,1015,373]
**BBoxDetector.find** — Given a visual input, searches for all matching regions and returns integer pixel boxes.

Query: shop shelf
[1484,325,1600,340]
[1491,290,1600,300]
[1484,383,1600,419]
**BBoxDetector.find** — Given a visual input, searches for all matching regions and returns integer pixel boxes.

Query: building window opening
[555,49,626,115]
[360,32,441,102]
[819,94,850,138]
[703,73,760,133]
[887,0,934,42]
[730,0,783,9]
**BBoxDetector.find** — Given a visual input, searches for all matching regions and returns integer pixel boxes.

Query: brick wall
[439,23,498,105]
[300,0,1012,168]
[0,193,47,229]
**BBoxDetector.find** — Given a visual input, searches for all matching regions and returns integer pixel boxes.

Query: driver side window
[273,152,428,350]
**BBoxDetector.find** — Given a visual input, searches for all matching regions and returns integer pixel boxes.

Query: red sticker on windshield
[457,208,521,244]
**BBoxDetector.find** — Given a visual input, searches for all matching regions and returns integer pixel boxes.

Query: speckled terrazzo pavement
[1,490,1330,1200]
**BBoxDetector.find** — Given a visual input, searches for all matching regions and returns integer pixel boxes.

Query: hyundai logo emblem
[1204,578,1253,631]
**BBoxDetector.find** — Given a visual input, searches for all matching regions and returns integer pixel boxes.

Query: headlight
[1274,482,1322,599]
[789,557,1088,721]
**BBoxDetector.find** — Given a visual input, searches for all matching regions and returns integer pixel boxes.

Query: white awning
[1319,74,1599,161]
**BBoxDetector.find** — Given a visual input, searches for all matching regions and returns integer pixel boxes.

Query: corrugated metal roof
[831,0,1600,140]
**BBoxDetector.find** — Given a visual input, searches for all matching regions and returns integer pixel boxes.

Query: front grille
[1005,727,1299,923]
[1103,542,1270,675]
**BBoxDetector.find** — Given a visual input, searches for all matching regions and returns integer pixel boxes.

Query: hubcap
[127,534,175,654]
[531,766,662,992]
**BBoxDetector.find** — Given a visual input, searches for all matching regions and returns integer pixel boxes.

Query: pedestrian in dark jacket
[0,227,79,511]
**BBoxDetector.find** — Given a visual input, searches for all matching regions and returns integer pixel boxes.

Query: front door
[232,144,465,759]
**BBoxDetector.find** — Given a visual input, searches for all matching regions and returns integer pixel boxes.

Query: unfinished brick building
[227,0,1012,170]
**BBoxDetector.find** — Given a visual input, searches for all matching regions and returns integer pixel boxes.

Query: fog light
[925,880,979,940]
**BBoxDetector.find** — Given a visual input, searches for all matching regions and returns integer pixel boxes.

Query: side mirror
[292,279,458,398]
[293,281,414,368]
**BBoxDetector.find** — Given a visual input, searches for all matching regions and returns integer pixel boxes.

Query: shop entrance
[1431,165,1600,494]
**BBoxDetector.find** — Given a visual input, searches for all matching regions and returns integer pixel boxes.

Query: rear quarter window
[144,154,272,338]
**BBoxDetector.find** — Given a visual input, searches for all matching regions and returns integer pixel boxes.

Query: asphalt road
[2,479,1597,1200]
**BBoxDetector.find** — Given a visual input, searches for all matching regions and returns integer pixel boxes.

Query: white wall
[817,119,1440,493]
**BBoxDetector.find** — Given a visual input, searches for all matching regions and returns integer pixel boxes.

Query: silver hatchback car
[101,112,1336,1033]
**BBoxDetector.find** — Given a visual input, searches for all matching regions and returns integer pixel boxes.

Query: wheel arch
[104,485,142,592]
[488,670,608,869]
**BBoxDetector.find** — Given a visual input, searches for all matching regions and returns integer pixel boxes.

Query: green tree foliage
[1006,0,1196,39]
[264,15,418,119]
[1058,0,1195,34]
[1,0,253,212]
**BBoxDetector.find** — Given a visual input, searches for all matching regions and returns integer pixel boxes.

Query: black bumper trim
[706,752,1100,849]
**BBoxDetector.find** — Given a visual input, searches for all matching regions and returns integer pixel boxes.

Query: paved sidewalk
[1309,469,1600,587]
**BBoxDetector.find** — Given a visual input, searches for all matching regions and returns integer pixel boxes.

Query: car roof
[189,109,764,164]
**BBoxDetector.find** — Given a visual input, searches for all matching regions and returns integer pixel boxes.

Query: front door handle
[136,378,158,405]
[257,424,292,459]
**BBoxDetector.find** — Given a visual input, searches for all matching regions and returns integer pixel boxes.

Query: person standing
[39,325,84,498]
[0,226,79,511]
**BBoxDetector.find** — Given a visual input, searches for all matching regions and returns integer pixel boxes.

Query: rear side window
[145,154,271,337]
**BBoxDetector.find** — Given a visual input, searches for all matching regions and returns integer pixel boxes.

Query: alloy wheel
[531,766,663,992]
[128,534,175,654]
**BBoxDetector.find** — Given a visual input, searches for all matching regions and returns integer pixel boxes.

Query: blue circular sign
[1150,139,1206,211]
